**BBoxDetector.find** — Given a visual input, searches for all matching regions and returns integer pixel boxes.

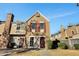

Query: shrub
[74,44,79,49]
[58,43,68,49]
[47,40,52,49]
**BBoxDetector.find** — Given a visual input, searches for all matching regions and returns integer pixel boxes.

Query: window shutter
[36,20,40,32]
[44,21,46,33]
[38,20,40,32]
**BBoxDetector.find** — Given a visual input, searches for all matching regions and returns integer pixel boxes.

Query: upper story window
[16,24,20,30]
[32,23,36,29]
[16,24,20,33]
[40,23,44,29]
[16,23,25,30]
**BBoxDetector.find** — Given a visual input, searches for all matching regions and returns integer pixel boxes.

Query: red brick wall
[36,20,40,32]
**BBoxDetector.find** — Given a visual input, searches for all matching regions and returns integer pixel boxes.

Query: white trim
[29,36,46,37]
[40,29,44,32]
[36,10,49,21]
[28,36,35,48]
[32,29,35,32]
[40,21,44,23]
[26,11,49,23]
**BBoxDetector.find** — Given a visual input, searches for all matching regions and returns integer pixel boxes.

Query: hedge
[74,44,79,49]
[47,40,52,49]
[58,43,68,49]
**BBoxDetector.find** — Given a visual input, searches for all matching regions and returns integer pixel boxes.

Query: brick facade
[0,11,50,49]
[0,13,14,49]
[60,25,79,40]
[25,11,50,49]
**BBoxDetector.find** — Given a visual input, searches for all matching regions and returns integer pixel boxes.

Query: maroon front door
[40,37,45,48]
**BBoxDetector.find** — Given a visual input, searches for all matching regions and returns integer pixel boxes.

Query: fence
[60,39,79,49]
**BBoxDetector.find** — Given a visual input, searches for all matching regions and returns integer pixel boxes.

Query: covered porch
[27,36,45,49]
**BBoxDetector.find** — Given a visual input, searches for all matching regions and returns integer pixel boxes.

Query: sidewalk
[0,48,31,56]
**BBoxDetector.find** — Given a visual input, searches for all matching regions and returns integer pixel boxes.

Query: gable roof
[26,11,49,23]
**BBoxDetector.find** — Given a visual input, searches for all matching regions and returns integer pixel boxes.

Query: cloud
[52,11,79,19]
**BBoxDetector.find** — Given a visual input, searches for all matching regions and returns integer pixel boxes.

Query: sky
[0,3,79,34]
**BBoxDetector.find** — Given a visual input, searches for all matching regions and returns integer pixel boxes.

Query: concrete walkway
[0,48,30,56]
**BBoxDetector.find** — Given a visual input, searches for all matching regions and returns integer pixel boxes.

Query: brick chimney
[0,13,14,49]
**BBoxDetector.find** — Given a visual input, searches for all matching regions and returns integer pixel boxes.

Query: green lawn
[11,49,79,56]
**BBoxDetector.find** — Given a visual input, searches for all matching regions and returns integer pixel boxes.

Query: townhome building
[0,11,50,49]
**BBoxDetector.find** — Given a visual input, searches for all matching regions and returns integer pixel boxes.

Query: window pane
[16,24,20,30]
[32,23,36,29]
[30,37,34,46]
[40,23,44,29]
